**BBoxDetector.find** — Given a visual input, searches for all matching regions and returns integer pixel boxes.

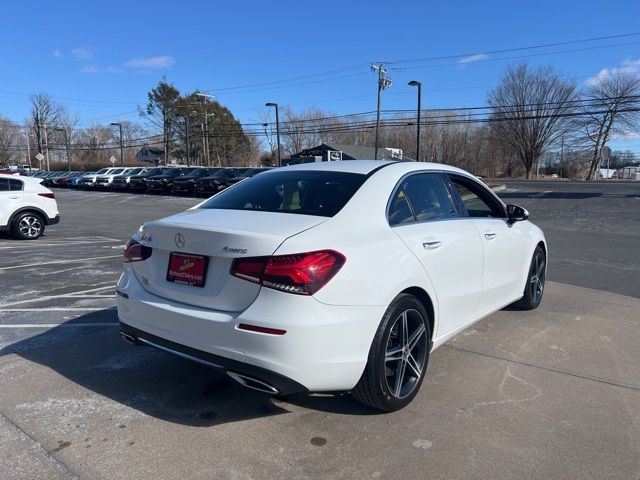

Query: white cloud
[585,58,640,86]
[52,49,63,58]
[123,56,174,69]
[80,65,99,74]
[458,53,488,65]
[70,47,94,60]
[611,130,640,141]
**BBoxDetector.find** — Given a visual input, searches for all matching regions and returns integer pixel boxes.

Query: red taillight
[38,193,55,199]
[230,250,345,295]
[123,238,152,262]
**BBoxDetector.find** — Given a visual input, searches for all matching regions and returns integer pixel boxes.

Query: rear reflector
[38,193,55,199]
[116,289,129,299]
[123,238,152,262]
[230,250,345,295]
[237,323,287,335]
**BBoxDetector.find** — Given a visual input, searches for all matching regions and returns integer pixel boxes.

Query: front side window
[388,173,458,226]
[448,174,504,218]
[0,178,9,191]
[200,170,366,217]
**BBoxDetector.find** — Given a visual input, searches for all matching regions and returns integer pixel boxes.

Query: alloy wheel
[18,216,43,238]
[529,252,545,303]
[384,309,428,399]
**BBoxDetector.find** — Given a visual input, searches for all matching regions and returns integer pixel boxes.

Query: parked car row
[21,166,272,196]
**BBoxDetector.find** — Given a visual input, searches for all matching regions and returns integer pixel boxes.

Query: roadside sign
[35,153,44,162]
[599,146,612,160]
[109,156,117,165]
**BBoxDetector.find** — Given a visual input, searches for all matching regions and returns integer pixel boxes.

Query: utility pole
[42,123,50,172]
[60,128,71,171]
[371,63,392,160]
[110,123,125,167]
[560,134,564,179]
[25,129,31,169]
[184,117,190,167]
[200,123,206,166]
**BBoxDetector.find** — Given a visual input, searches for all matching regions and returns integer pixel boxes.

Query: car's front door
[0,178,24,227]
[388,172,484,338]
[446,174,529,315]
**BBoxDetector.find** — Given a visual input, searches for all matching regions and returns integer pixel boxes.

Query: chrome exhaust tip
[120,331,136,345]
[227,371,280,394]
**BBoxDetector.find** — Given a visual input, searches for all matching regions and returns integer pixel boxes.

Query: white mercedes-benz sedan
[117,160,546,411]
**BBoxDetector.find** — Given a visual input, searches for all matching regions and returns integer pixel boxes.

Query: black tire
[11,212,45,240]
[512,245,546,310]
[352,293,431,412]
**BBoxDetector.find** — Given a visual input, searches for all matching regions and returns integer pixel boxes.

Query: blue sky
[1,0,639,151]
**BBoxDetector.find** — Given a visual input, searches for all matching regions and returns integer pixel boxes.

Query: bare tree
[30,93,67,155]
[578,72,640,179]
[0,116,20,165]
[488,63,579,178]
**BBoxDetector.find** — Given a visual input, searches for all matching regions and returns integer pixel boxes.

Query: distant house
[286,143,403,165]
[598,168,616,179]
[136,146,164,164]
[617,165,640,180]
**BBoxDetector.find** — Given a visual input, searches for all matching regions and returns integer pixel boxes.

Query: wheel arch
[9,207,48,226]
[399,286,435,342]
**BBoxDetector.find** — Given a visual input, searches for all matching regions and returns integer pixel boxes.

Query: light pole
[265,103,281,167]
[110,122,124,167]
[408,80,422,161]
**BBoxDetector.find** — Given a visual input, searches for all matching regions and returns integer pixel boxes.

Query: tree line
[0,62,639,178]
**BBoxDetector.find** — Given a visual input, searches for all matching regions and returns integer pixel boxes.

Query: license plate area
[166,252,208,288]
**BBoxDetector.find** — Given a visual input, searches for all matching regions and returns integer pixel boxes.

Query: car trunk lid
[130,209,327,311]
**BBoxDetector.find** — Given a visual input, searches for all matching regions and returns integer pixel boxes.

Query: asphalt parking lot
[1,182,639,480]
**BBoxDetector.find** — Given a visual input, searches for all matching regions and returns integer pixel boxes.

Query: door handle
[8,196,20,199]
[422,240,442,250]
[484,232,497,240]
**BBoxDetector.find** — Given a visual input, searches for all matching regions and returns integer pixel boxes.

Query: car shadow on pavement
[1,310,375,427]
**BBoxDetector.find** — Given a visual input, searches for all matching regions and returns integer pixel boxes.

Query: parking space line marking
[0,255,122,271]
[0,286,116,307]
[0,239,121,250]
[0,323,116,328]
[0,307,115,312]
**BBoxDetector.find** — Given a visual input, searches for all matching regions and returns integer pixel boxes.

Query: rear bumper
[116,264,383,392]
[47,214,60,225]
[119,323,308,395]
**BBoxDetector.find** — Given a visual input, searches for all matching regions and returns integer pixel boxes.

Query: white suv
[0,174,60,240]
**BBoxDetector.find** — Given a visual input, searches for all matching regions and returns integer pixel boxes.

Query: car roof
[280,159,469,176]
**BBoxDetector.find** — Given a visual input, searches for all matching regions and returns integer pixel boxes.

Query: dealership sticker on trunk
[167,252,208,287]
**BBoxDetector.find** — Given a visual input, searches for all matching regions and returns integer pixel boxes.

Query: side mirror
[507,204,529,223]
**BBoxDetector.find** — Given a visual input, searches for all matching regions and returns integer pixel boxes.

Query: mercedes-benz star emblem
[175,233,185,249]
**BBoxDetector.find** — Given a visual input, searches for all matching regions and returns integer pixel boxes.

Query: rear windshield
[199,170,366,217]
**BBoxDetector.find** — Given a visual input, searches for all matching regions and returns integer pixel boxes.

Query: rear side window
[388,173,458,225]
[9,179,24,191]
[199,170,366,217]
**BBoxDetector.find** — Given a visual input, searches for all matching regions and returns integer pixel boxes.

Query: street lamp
[408,80,422,161]
[110,122,124,167]
[265,102,281,167]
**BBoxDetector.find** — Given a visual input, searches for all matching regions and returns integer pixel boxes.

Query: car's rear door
[445,173,529,315]
[388,172,484,338]
[0,178,24,227]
